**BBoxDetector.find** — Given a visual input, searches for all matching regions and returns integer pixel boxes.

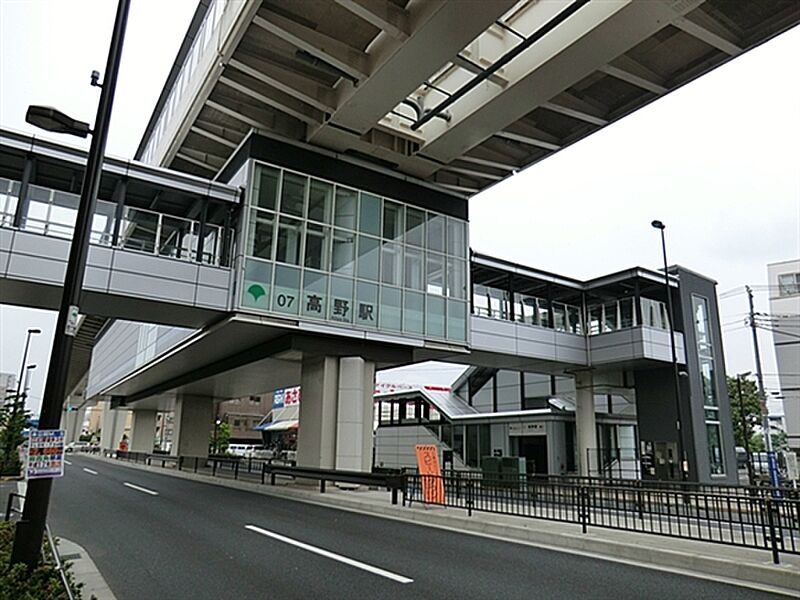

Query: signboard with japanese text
[26,429,65,480]
[272,386,301,409]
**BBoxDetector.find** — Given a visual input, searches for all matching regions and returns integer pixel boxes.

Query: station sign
[508,422,545,436]
[26,429,65,480]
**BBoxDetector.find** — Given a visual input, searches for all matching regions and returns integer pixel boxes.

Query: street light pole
[651,220,687,481]
[14,328,41,404]
[11,0,131,569]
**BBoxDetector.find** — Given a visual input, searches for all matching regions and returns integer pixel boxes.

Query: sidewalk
[88,454,800,597]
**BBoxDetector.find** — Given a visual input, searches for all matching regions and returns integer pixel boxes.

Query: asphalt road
[47,455,784,600]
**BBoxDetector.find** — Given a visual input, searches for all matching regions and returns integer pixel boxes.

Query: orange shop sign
[415,444,444,505]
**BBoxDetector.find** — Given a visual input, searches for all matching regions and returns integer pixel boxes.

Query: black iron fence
[405,471,800,563]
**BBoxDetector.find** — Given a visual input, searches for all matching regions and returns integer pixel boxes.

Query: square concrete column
[99,401,129,452]
[63,406,86,445]
[574,370,597,477]
[172,396,214,457]
[130,410,157,453]
[335,357,375,472]
[297,356,340,469]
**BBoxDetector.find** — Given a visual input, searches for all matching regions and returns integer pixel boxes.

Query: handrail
[262,464,405,504]
[44,523,76,600]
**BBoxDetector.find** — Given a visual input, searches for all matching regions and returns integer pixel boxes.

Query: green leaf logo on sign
[247,284,266,302]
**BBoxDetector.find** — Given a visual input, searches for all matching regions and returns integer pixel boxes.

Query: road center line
[64,460,72,465]
[82,467,97,475]
[123,482,159,496]
[245,524,413,584]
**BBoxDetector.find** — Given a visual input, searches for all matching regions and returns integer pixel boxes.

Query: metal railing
[4,491,24,521]
[405,471,800,563]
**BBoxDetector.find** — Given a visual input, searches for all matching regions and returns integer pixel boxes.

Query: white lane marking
[64,460,72,465]
[82,468,98,475]
[245,524,413,584]
[123,482,159,496]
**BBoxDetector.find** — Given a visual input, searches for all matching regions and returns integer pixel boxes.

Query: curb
[86,455,800,597]
[58,538,118,600]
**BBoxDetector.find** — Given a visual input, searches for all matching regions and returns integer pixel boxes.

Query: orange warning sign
[415,444,445,504]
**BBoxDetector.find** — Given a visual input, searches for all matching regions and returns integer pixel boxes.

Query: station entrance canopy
[137,0,799,194]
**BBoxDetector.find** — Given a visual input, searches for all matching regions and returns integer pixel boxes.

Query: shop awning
[255,420,298,432]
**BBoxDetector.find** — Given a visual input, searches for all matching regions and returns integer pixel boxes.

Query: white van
[227,444,262,457]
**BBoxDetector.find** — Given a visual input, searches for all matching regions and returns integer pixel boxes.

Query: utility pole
[736,374,755,486]
[746,285,780,489]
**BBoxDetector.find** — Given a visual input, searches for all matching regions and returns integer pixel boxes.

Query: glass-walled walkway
[0,177,228,266]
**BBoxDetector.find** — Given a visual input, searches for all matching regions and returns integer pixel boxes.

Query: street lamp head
[26,364,37,370]
[215,418,222,426]
[28,328,42,335]
[738,371,752,379]
[26,105,91,138]
[651,220,665,230]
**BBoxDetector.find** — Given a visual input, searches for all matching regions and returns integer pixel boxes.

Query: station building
[2,0,798,485]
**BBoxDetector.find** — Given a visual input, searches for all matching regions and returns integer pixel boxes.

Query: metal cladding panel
[83,265,110,293]
[6,252,66,285]
[87,245,114,269]
[0,228,12,252]
[194,285,230,310]
[12,231,68,262]
[197,264,231,289]
[0,250,9,276]
[108,270,197,305]
[111,251,199,284]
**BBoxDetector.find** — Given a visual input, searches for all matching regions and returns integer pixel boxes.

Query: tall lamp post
[651,220,687,481]
[11,0,130,569]
[14,328,41,405]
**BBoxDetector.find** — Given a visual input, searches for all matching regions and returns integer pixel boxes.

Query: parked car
[65,441,91,453]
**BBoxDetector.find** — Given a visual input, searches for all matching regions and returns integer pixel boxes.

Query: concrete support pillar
[130,410,157,453]
[296,356,376,473]
[172,396,214,457]
[63,406,86,445]
[575,370,597,477]
[99,401,129,452]
[297,357,340,469]
[335,357,375,472]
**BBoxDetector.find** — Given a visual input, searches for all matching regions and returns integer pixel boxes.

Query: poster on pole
[26,429,65,480]
[415,444,445,505]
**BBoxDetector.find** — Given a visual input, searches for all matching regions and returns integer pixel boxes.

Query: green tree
[727,375,761,448]
[0,397,28,476]
[209,421,231,455]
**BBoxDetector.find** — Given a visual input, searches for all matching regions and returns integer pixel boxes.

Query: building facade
[768,260,800,453]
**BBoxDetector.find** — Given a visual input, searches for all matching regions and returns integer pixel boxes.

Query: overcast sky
[0,1,797,415]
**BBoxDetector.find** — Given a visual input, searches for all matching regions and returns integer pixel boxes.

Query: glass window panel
[446,217,467,257]
[254,166,279,210]
[334,186,358,229]
[700,358,717,406]
[404,247,424,290]
[276,216,303,265]
[426,252,445,296]
[426,295,445,338]
[620,297,634,328]
[447,299,466,342]
[589,305,602,335]
[308,179,333,223]
[120,207,158,254]
[537,299,551,328]
[380,242,402,286]
[403,291,424,334]
[329,276,354,323]
[383,200,403,240]
[446,258,466,299]
[405,208,425,246]
[356,281,378,327]
[280,172,307,217]
[693,295,711,352]
[553,303,567,332]
[356,235,380,281]
[379,286,402,331]
[603,301,618,332]
[513,293,535,324]
[426,213,445,253]
[302,270,328,319]
[331,228,355,274]
[272,265,301,315]
[304,223,330,270]
[566,305,583,335]
[241,259,272,310]
[91,199,116,245]
[200,225,220,265]
[706,424,725,475]
[159,215,194,260]
[248,210,274,260]
[359,192,381,236]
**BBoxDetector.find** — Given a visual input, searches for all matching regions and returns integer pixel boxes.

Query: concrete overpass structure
[3,0,798,483]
